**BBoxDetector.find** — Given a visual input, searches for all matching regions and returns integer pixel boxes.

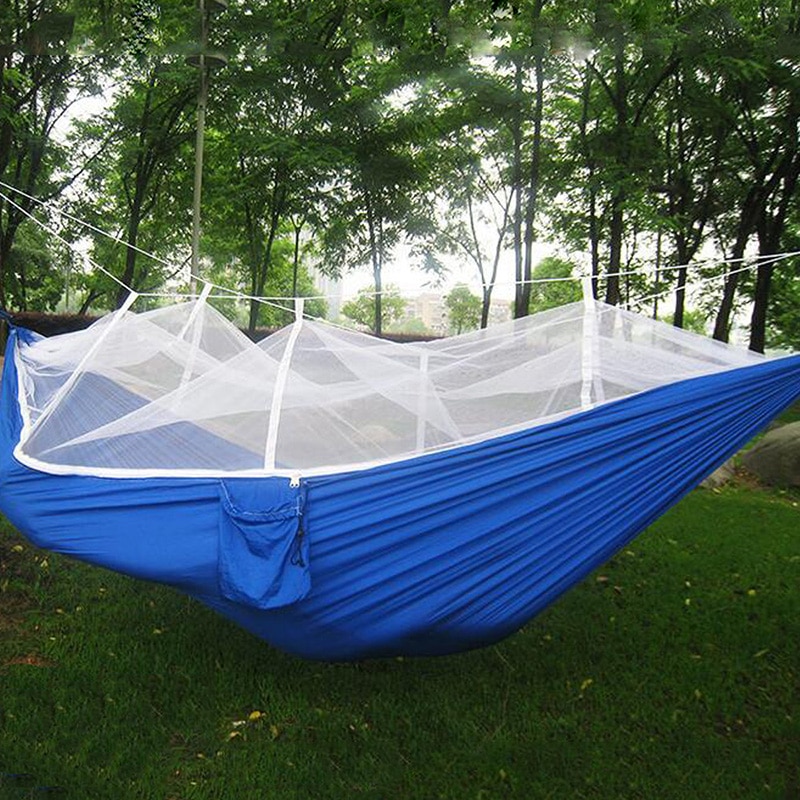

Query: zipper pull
[289,472,306,567]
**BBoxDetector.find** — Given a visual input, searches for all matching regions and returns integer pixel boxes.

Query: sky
[337,238,563,305]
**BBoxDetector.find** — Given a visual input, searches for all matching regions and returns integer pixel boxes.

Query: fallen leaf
[2,654,55,668]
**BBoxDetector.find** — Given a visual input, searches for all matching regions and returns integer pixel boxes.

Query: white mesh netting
[13,296,767,477]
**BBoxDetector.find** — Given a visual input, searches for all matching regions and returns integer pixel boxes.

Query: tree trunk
[748,156,800,351]
[480,284,493,329]
[116,71,158,309]
[520,48,545,318]
[605,194,624,305]
[712,186,764,341]
[248,217,280,333]
[248,173,287,333]
[711,233,749,342]
[578,64,600,300]
[748,261,773,353]
[672,266,688,328]
[512,55,524,318]
[116,200,142,308]
[79,288,103,315]
[0,230,8,309]
[363,187,382,336]
[604,40,627,307]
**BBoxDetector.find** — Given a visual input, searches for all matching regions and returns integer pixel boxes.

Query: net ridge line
[1,180,798,314]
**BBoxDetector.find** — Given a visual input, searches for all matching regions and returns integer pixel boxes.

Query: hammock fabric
[1,297,799,660]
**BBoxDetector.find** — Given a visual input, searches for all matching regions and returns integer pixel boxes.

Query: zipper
[290,473,305,567]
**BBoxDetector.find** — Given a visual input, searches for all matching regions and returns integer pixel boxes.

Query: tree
[445,283,481,334]
[528,256,582,312]
[704,0,800,345]
[321,92,432,338]
[661,308,707,335]
[4,222,65,310]
[56,0,200,312]
[763,255,800,351]
[503,0,551,320]
[578,0,681,306]
[317,0,465,336]
[656,5,732,329]
[341,284,406,332]
[422,105,514,329]
[2,0,798,349]
[0,0,116,308]
[202,0,349,333]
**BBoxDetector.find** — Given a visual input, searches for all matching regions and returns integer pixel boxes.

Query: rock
[701,458,736,489]
[741,422,800,487]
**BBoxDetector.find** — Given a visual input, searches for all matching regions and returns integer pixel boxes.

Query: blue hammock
[2,323,799,660]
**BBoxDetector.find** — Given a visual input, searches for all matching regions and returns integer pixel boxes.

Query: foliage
[763,256,800,351]
[0,0,120,308]
[386,316,431,336]
[341,284,406,331]
[445,283,481,334]
[0,0,798,343]
[661,308,708,336]
[5,223,66,311]
[528,256,582,313]
[200,0,351,332]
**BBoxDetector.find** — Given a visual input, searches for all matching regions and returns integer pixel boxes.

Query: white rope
[0,187,316,318]
[0,180,179,272]
[630,254,791,310]
[1,179,797,315]
[498,250,800,291]
[0,187,133,292]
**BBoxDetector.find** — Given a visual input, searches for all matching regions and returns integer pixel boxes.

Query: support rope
[1,180,797,329]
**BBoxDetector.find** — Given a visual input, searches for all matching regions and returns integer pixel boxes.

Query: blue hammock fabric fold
[1,326,800,660]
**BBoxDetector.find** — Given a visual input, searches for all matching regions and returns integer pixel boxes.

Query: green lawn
[1,482,798,800]
[777,401,800,425]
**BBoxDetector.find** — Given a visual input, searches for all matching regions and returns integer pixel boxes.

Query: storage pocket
[217,478,310,609]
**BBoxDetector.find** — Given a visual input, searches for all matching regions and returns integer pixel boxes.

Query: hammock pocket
[218,477,309,609]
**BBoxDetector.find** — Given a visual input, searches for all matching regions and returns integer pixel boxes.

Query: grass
[1,479,798,800]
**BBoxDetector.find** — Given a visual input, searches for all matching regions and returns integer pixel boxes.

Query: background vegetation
[0,0,799,342]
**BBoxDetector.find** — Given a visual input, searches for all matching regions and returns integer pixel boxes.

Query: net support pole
[171,282,214,411]
[415,351,429,453]
[264,298,304,470]
[580,277,598,410]
[177,280,213,341]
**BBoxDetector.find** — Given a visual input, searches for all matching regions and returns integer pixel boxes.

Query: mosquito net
[12,294,767,477]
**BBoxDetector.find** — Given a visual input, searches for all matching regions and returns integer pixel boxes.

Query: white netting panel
[14,297,767,476]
